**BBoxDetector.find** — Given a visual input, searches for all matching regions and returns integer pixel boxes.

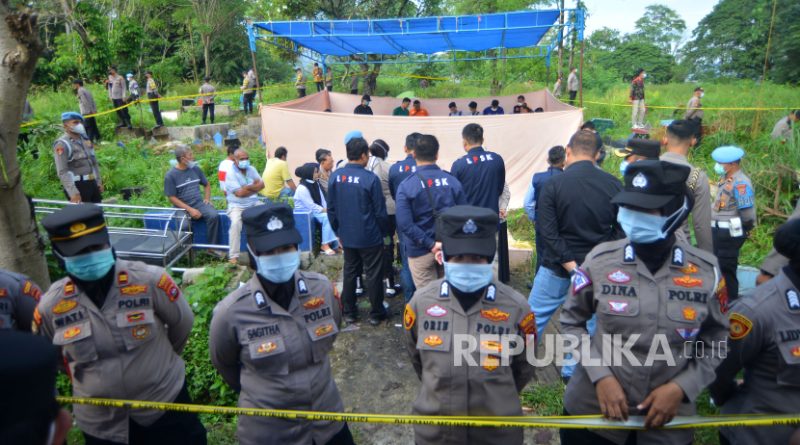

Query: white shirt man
[223,149,264,263]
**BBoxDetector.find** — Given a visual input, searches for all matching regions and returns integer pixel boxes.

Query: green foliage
[181,265,241,422]
[631,4,687,55]
[595,40,676,84]
[520,382,565,416]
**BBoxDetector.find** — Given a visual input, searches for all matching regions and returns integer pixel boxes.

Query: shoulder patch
[484,284,496,302]
[156,273,180,302]
[403,304,416,330]
[623,244,635,262]
[298,279,308,294]
[519,312,536,340]
[440,281,449,298]
[254,291,268,310]
[671,247,684,267]
[572,269,592,294]
[786,289,800,312]
[716,278,729,314]
[729,312,753,340]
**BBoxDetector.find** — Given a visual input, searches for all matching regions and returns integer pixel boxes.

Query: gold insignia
[69,223,87,234]
[53,299,78,314]
[315,323,334,337]
[480,308,510,322]
[729,312,753,340]
[403,304,416,330]
[423,335,443,347]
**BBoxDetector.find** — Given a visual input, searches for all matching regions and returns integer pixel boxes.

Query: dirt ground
[328,264,563,445]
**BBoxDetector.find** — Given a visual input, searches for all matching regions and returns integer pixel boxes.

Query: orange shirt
[410,108,429,116]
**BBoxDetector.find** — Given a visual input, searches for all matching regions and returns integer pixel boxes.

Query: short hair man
[327,135,390,325]
[523,145,566,272]
[567,67,579,105]
[393,97,411,116]
[260,146,296,201]
[390,132,422,301]
[354,94,373,115]
[482,99,504,115]
[410,99,429,117]
[199,77,217,124]
[684,87,704,143]
[629,68,647,128]
[312,62,324,92]
[144,70,165,127]
[450,123,505,214]
[529,129,624,380]
[295,67,307,98]
[316,148,334,194]
[107,65,132,129]
[661,119,713,252]
[72,79,101,142]
[53,111,103,203]
[224,148,265,264]
[395,135,466,289]
[165,145,221,248]
[448,102,462,116]
[771,109,800,142]
[468,101,479,116]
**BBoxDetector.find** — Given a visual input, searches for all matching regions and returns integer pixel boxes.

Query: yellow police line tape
[581,99,796,112]
[56,396,800,430]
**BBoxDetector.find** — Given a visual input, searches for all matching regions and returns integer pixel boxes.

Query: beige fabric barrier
[260,90,583,209]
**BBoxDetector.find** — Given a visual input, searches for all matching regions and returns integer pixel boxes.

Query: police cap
[774,218,800,261]
[0,331,60,431]
[61,111,83,122]
[344,130,363,145]
[243,203,302,253]
[613,138,660,159]
[711,145,745,163]
[436,205,498,259]
[611,160,690,210]
[42,204,110,256]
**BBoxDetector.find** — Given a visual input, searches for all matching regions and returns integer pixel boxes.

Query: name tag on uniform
[249,336,286,359]
[306,321,338,341]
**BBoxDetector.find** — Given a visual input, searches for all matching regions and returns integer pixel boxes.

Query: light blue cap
[126,73,133,78]
[60,111,83,122]
[344,130,363,145]
[227,130,238,138]
[711,145,745,163]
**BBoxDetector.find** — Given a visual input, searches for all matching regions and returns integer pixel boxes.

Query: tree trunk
[0,2,50,288]
[202,34,211,78]
[187,20,198,82]
[567,22,576,71]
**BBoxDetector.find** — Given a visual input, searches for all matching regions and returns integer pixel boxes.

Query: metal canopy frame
[246,9,585,68]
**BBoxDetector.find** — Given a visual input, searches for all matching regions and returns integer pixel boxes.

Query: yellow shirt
[260,158,291,199]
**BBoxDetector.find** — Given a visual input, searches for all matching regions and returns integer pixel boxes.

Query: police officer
[711,145,756,301]
[0,268,42,331]
[560,160,729,445]
[209,204,354,445]
[144,71,164,128]
[404,205,536,445]
[710,218,800,445]
[54,112,103,204]
[35,204,206,445]
[126,73,139,102]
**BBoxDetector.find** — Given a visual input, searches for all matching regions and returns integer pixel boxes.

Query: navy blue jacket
[531,167,564,220]
[450,147,505,213]
[395,165,467,257]
[327,163,389,249]
[388,154,417,200]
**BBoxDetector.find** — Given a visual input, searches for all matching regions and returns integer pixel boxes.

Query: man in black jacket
[528,129,623,380]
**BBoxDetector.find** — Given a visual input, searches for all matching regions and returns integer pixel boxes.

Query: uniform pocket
[666,301,707,325]
[597,296,640,318]
[53,321,98,363]
[116,309,156,351]
[776,338,800,387]
[247,336,289,375]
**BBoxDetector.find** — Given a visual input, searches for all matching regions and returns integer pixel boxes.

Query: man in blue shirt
[328,133,390,325]
[450,123,506,214]
[482,99,504,115]
[389,133,421,301]
[396,134,467,290]
[523,145,565,273]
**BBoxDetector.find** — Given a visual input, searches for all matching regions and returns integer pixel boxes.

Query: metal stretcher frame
[33,199,193,269]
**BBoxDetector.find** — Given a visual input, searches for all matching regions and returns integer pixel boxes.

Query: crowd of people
[5,100,800,445]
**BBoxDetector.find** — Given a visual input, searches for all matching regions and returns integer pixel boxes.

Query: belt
[711,220,731,229]
[74,174,96,182]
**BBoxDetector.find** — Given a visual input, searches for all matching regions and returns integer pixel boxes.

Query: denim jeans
[528,266,596,378]
[312,212,338,245]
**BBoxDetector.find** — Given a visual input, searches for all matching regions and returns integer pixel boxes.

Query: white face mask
[642,73,648,79]
[700,92,705,98]
[71,123,88,138]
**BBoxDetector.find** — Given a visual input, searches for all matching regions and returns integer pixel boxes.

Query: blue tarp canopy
[252,10,563,57]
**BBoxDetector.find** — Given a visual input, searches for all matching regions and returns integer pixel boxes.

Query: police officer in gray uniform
[710,218,800,445]
[0,267,42,331]
[404,205,536,445]
[560,160,729,445]
[54,112,103,203]
[758,201,800,285]
[35,204,206,445]
[209,204,355,445]
[711,145,756,301]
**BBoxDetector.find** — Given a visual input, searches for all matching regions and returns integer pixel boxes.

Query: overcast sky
[581,0,719,38]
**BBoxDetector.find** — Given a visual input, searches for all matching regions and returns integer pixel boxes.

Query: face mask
[714,163,725,176]
[642,73,647,79]
[238,160,250,170]
[63,247,115,281]
[617,199,688,244]
[255,250,300,283]
[444,261,493,293]
[71,123,88,138]
[169,159,178,168]
[186,160,198,168]
[619,160,629,176]
[700,92,705,98]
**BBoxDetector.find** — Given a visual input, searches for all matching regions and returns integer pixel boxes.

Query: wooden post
[250,49,262,104]
[579,38,584,108]
[246,21,262,105]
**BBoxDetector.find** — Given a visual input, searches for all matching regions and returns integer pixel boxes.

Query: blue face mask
[617,200,687,244]
[714,162,725,176]
[238,160,250,170]
[619,160,629,176]
[444,261,493,293]
[255,250,300,283]
[63,248,116,281]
